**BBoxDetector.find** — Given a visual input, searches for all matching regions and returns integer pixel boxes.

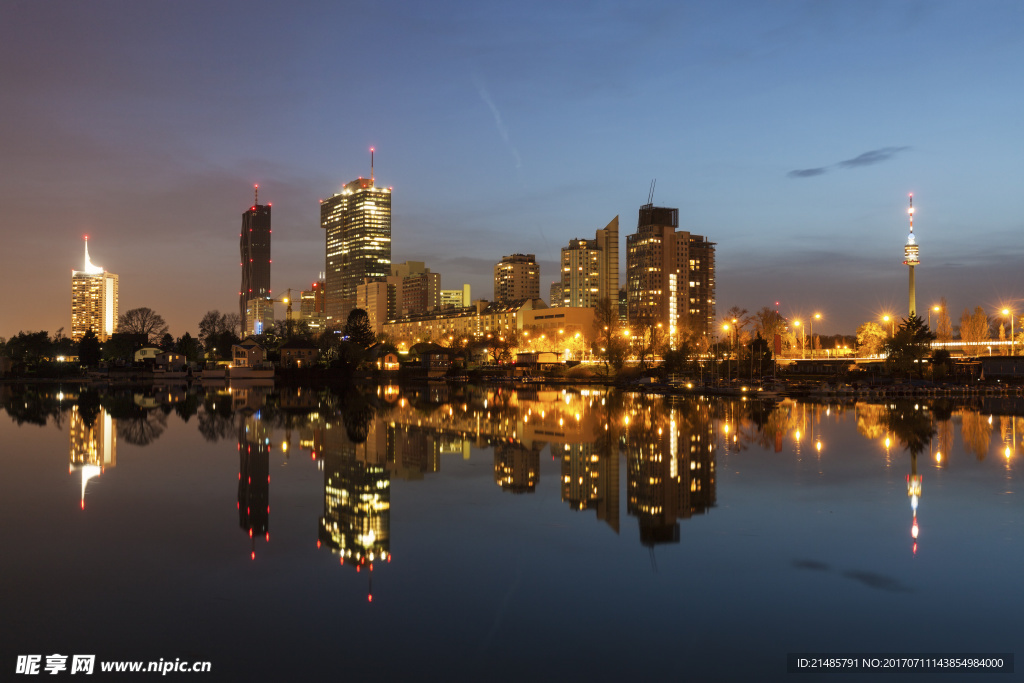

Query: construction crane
[270,288,295,322]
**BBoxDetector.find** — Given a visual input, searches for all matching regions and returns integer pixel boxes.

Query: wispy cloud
[787,167,828,178]
[473,74,522,169]
[787,146,911,178]
[838,146,911,168]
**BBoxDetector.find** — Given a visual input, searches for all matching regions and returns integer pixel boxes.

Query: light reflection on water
[0,383,1019,681]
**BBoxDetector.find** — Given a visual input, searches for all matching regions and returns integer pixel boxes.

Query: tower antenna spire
[255,184,258,205]
[370,147,375,184]
[647,179,656,205]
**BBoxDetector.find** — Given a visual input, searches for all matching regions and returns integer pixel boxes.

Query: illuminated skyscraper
[559,216,619,308]
[321,157,392,324]
[240,186,272,335]
[71,237,118,341]
[626,204,715,339]
[494,254,540,303]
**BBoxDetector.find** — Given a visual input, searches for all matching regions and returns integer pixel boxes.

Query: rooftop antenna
[647,179,656,205]
[370,147,375,184]
[254,184,258,205]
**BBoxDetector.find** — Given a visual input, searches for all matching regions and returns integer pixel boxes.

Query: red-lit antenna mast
[370,147,375,184]
[255,184,259,205]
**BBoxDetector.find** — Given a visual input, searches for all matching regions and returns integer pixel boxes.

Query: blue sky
[2,0,1023,338]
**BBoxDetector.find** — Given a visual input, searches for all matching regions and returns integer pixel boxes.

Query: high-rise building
[245,297,274,336]
[300,280,325,319]
[401,272,440,317]
[389,261,439,317]
[240,187,271,335]
[356,280,395,336]
[558,216,618,309]
[626,204,715,338]
[321,170,392,325]
[71,237,118,341]
[300,279,326,333]
[559,216,619,309]
[494,254,540,303]
[440,285,471,309]
[549,281,563,308]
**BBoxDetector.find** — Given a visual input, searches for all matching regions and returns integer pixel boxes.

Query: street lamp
[722,323,731,379]
[809,313,821,360]
[929,304,940,330]
[793,320,804,359]
[882,314,894,337]
[1002,308,1014,356]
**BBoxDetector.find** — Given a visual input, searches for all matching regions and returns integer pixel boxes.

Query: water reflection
[5,384,1019,560]
[69,402,116,509]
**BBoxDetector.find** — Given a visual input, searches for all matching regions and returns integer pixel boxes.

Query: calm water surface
[1,384,1019,682]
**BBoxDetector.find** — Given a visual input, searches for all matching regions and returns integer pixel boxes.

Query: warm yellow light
[1002,308,1011,316]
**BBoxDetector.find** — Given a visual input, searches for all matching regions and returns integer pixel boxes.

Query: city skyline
[4,1,1024,339]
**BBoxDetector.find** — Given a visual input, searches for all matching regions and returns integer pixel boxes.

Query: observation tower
[903,194,919,317]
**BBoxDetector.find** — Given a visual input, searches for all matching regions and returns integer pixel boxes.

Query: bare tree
[959,307,990,348]
[117,307,169,343]
[754,307,787,346]
[935,298,953,342]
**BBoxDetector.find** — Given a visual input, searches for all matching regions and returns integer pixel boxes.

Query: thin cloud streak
[787,146,911,178]
[838,146,911,168]
[473,75,523,169]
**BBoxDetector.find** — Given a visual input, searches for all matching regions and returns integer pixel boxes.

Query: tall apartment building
[71,237,118,341]
[356,279,395,336]
[401,272,441,317]
[389,261,440,317]
[440,285,471,309]
[321,175,391,325]
[240,188,271,334]
[494,254,540,303]
[559,216,618,309]
[300,280,325,319]
[299,279,326,334]
[625,204,715,337]
[549,281,563,308]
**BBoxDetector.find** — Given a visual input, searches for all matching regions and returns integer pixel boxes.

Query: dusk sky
[3,0,1023,340]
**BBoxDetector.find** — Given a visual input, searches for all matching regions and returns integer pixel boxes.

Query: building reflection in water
[69,404,116,510]
[625,399,716,546]
[494,441,541,493]
[49,386,1024,567]
[317,405,391,602]
[239,412,270,560]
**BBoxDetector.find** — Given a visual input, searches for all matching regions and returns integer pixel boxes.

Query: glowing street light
[793,320,804,359]
[809,312,821,359]
[882,314,894,337]
[1002,308,1015,356]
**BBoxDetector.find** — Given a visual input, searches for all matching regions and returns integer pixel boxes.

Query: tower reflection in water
[238,412,270,560]
[316,406,391,603]
[69,403,116,510]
